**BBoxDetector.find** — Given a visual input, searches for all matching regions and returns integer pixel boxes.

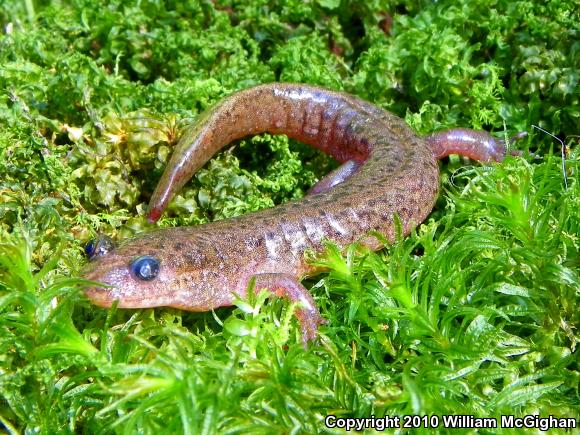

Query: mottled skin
[82,83,517,342]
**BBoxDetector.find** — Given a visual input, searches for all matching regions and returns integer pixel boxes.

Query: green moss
[0,0,578,432]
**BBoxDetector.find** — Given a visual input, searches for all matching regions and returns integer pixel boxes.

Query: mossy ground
[0,1,578,433]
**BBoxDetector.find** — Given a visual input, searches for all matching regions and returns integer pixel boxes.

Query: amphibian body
[82,83,522,341]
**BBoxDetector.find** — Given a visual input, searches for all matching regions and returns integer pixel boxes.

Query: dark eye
[130,256,160,281]
[85,235,115,260]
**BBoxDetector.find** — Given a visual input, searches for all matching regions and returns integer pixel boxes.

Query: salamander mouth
[83,284,178,309]
[84,285,116,308]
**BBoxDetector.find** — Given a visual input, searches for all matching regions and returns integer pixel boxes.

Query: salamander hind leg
[424,128,527,163]
[308,160,362,195]
[252,273,326,345]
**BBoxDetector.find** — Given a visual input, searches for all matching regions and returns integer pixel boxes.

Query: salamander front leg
[252,273,326,344]
[308,160,362,194]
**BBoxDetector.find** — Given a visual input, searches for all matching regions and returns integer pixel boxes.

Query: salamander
[82,83,524,342]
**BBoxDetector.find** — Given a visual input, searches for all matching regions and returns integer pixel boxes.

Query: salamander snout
[82,249,173,309]
[84,236,160,282]
[82,235,169,308]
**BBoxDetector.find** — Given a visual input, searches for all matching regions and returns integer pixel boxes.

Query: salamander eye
[85,235,115,260]
[130,256,160,281]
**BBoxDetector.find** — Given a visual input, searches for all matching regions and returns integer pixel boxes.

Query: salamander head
[81,233,211,310]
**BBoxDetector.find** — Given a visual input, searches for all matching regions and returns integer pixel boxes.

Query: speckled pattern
[82,83,505,341]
